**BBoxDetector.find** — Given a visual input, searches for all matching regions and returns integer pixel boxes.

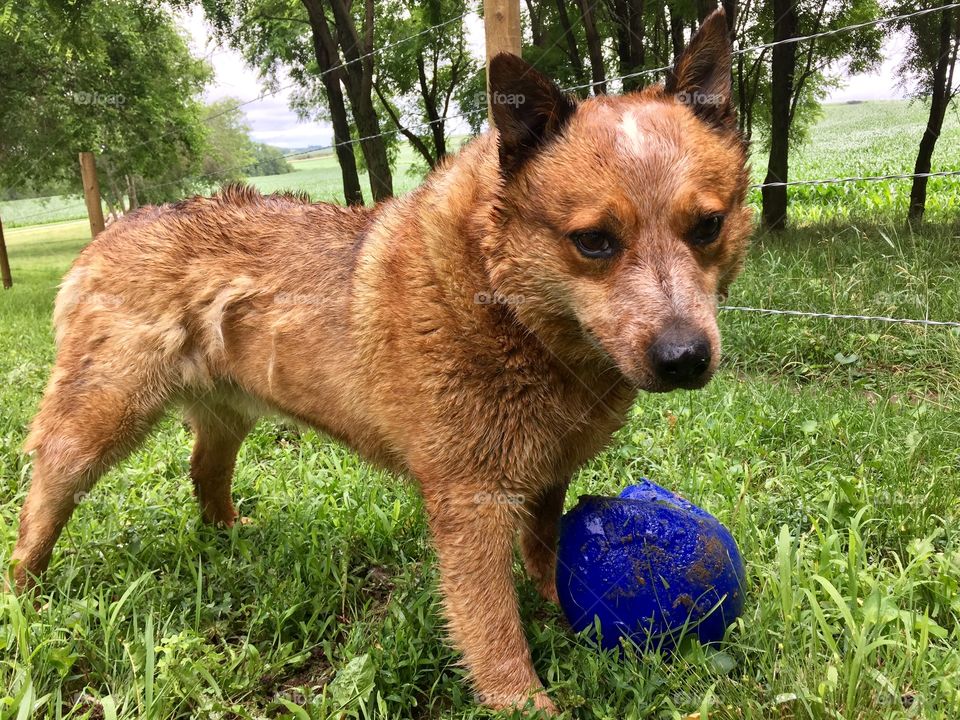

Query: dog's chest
[430,352,635,490]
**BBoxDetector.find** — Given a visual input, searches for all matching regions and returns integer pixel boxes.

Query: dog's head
[483,9,751,392]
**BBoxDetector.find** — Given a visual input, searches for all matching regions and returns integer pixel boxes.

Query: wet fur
[11,11,750,714]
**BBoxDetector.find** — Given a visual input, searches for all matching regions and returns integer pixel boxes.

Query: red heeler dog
[11,10,750,713]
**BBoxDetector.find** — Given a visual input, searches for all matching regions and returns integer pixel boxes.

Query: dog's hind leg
[520,482,568,605]
[10,350,168,591]
[183,400,255,526]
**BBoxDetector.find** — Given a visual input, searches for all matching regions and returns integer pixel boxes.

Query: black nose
[648,324,712,387]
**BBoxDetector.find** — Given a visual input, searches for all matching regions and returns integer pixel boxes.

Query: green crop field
[1,102,960,719]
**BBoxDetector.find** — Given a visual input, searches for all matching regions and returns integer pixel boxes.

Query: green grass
[2,115,960,720]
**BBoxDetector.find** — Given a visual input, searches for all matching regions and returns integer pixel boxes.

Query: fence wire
[6,0,960,271]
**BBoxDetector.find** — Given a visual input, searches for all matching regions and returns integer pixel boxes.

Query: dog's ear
[665,8,735,131]
[488,53,577,175]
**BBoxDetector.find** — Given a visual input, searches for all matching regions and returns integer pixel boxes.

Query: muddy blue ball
[556,480,746,650]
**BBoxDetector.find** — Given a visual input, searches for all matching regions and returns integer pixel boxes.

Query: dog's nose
[648,324,712,387]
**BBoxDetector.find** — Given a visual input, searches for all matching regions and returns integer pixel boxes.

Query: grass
[2,113,960,720]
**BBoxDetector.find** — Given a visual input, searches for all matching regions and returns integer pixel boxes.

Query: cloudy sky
[177,8,908,151]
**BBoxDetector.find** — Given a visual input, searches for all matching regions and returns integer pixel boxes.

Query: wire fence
[8,2,960,215]
[4,3,960,332]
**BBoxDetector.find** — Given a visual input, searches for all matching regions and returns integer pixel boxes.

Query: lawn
[2,114,960,719]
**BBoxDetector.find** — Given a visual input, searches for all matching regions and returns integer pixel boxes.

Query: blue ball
[556,480,746,650]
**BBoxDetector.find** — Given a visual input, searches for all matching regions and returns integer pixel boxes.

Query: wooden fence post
[0,213,11,289]
[483,0,522,122]
[78,151,106,239]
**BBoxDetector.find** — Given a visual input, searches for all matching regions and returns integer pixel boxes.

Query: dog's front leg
[423,487,557,715]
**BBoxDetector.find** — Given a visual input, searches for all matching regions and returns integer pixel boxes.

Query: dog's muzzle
[647,321,712,389]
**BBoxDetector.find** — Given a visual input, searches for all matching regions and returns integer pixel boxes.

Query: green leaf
[329,653,376,710]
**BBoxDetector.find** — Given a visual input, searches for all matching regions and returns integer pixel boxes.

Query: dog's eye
[570,230,619,259]
[690,214,724,246]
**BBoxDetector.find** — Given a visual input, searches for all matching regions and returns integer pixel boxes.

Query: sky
[177,8,909,151]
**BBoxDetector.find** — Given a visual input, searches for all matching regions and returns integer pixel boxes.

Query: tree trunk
[696,0,713,23]
[613,0,632,80]
[721,0,737,36]
[126,174,140,211]
[554,0,585,82]
[301,0,365,205]
[524,0,546,47]
[328,0,394,201]
[668,2,685,62]
[761,0,797,231]
[652,2,668,67]
[374,81,436,168]
[578,0,607,93]
[909,8,956,221]
[0,213,12,289]
[624,0,646,92]
[417,46,448,162]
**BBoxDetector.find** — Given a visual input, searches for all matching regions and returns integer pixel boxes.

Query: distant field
[0,196,91,228]
[760,100,960,223]
[2,100,958,228]
[246,142,434,201]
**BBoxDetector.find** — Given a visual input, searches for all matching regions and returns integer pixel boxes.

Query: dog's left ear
[665,8,735,131]
[488,53,577,175]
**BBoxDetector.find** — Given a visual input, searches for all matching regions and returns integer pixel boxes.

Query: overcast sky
[177,8,908,151]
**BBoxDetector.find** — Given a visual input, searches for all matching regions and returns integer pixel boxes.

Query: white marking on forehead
[617,109,646,155]
[614,105,682,162]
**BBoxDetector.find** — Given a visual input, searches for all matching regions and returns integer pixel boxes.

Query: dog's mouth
[643,369,715,393]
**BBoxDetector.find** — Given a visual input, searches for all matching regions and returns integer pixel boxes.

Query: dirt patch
[685,533,729,586]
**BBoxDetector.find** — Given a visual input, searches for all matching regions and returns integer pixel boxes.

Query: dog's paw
[478,686,559,717]
[536,580,560,605]
[529,690,559,716]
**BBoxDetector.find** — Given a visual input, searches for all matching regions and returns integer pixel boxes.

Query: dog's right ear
[488,54,577,175]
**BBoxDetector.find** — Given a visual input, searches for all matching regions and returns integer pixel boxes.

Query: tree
[319,0,394,199]
[893,1,960,221]
[0,0,212,284]
[731,0,884,229]
[195,0,477,201]
[761,0,798,230]
[372,0,477,169]
[195,0,393,201]
[200,99,259,184]
[607,0,647,91]
[248,144,295,175]
[196,0,367,204]
[578,0,608,93]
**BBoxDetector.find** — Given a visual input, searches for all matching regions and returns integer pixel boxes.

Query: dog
[10,9,750,714]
